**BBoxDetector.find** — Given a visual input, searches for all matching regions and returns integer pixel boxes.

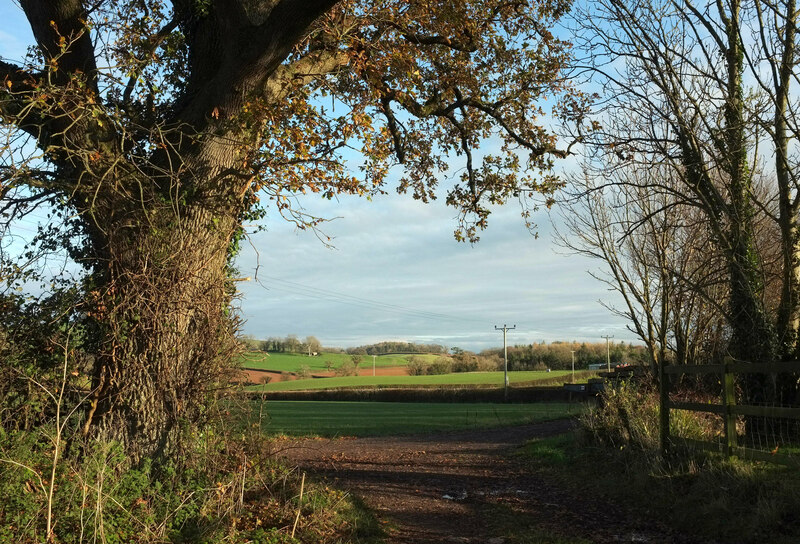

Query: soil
[273,420,714,544]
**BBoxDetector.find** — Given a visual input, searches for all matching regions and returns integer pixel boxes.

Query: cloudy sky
[232,183,635,351]
[0,4,637,351]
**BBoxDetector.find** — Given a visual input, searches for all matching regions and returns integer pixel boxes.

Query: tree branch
[20,0,98,92]
[173,0,340,129]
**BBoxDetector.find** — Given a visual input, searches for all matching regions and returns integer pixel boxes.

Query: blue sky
[0,2,637,351]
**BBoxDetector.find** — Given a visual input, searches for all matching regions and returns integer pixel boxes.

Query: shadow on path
[274,419,711,544]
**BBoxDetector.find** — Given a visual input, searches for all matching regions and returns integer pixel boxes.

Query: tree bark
[76,138,243,460]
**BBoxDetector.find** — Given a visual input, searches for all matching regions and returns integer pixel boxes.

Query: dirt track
[274,420,713,544]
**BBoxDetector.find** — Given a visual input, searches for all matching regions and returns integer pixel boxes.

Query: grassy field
[250,370,574,391]
[252,400,580,437]
[239,351,441,372]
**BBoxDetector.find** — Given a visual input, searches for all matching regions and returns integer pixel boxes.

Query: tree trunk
[80,142,243,461]
[774,0,800,360]
[722,0,776,365]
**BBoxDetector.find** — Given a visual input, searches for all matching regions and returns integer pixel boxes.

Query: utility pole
[601,335,614,372]
[495,324,516,401]
[570,350,576,382]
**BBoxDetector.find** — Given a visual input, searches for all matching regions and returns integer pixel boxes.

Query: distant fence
[659,360,800,467]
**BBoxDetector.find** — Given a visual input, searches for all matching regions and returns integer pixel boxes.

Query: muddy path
[274,420,713,544]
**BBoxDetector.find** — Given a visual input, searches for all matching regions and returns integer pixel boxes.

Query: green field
[254,400,579,437]
[239,351,441,372]
[251,370,574,391]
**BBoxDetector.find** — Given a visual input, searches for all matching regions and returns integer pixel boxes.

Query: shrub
[477,354,502,371]
[451,357,478,373]
[297,364,311,379]
[334,360,357,376]
[425,357,452,375]
[406,356,428,376]
[581,380,660,451]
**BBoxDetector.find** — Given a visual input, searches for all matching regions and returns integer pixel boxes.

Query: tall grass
[580,379,715,454]
[0,353,382,544]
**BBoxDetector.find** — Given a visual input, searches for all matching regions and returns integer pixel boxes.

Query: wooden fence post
[659,361,670,459]
[722,363,737,458]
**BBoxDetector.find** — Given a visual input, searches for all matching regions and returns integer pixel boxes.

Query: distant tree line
[240,336,450,355]
[345,341,448,356]
[241,335,324,355]
[483,341,648,372]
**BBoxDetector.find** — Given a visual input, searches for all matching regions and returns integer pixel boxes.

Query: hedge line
[240,385,594,403]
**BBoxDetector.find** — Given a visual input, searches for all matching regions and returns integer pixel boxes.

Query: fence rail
[659,360,800,467]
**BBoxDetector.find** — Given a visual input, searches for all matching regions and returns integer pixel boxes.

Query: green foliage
[0,433,204,544]
[0,291,89,433]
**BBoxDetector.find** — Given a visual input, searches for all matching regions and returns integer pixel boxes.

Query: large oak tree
[1,0,581,458]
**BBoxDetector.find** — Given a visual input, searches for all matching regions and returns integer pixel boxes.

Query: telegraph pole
[495,324,516,401]
[601,335,614,372]
[570,350,576,382]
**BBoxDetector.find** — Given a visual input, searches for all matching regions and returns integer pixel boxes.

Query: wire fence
[660,361,800,467]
